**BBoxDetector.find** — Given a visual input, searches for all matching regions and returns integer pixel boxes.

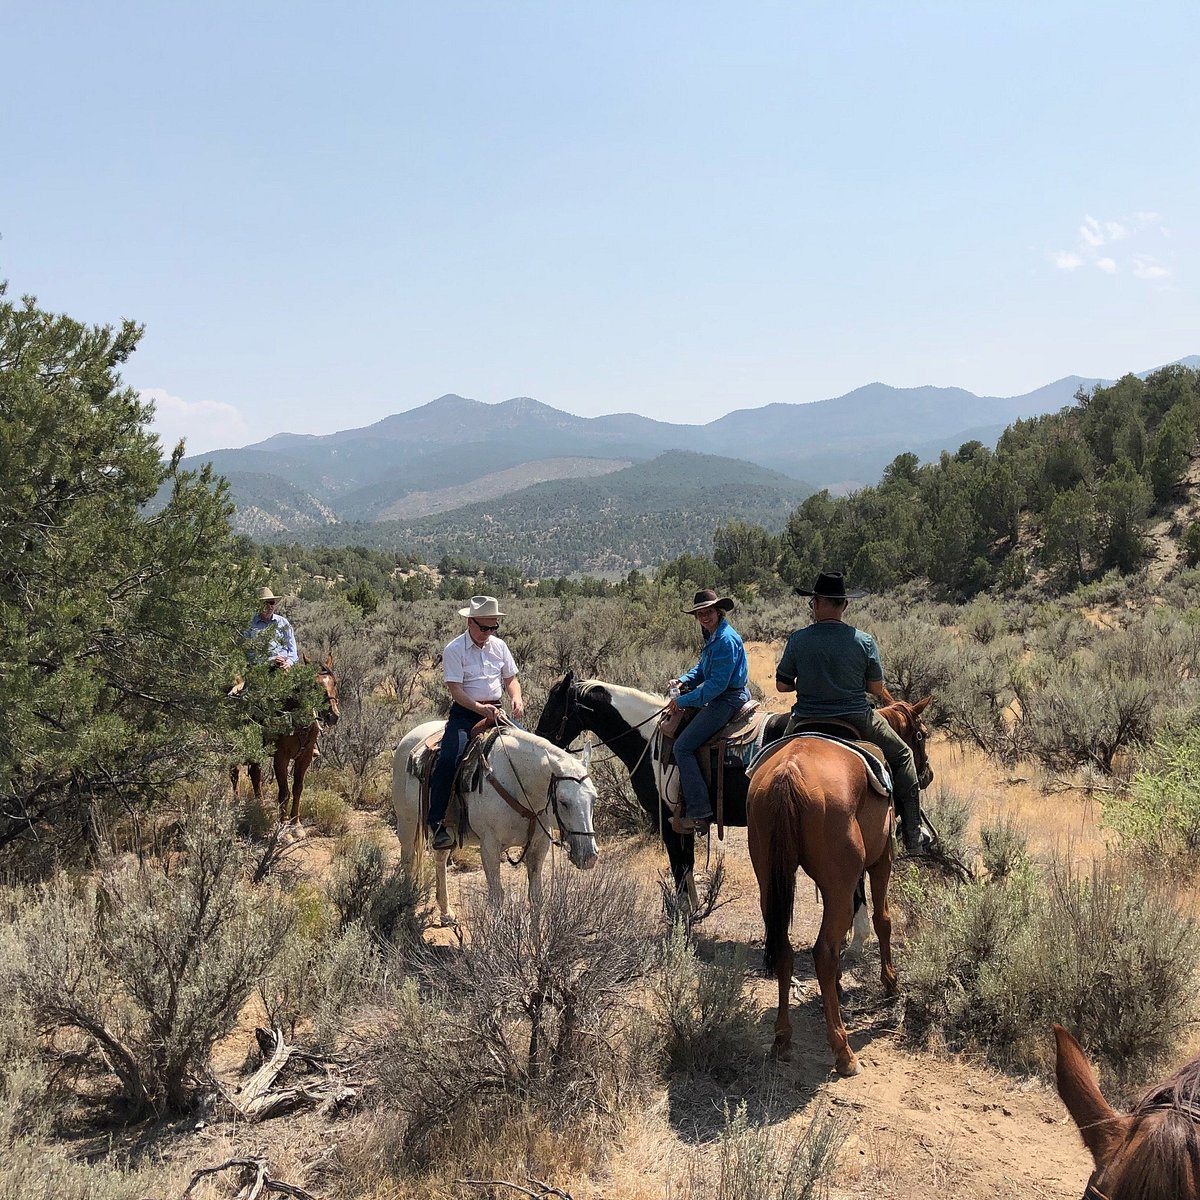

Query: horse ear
[301,653,310,665]
[1054,1024,1126,1166]
[323,653,334,671]
[913,696,932,715]
[580,739,592,770]
[564,668,575,687]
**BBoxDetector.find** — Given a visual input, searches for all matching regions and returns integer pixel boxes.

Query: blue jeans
[428,702,485,829]
[674,686,751,819]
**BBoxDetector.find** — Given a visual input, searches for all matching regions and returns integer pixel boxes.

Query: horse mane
[1106,1057,1200,1200]
[579,679,664,710]
[502,724,589,774]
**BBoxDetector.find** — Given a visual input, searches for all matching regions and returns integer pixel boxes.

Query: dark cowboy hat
[793,571,867,601]
[682,588,736,614]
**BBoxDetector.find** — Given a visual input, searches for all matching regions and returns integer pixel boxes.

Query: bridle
[551,680,666,768]
[482,722,598,863]
[1082,1095,1200,1199]
[882,700,932,787]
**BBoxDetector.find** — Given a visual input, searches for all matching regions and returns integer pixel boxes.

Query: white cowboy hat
[258,587,279,602]
[459,595,506,619]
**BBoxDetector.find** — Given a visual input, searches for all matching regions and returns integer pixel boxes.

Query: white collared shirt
[442,631,518,703]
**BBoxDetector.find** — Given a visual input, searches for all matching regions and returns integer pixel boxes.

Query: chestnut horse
[231,655,340,833]
[1056,1023,1200,1199]
[748,694,932,1076]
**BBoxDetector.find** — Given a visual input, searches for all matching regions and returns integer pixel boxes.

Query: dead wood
[223,1028,356,1122]
[454,1178,573,1200]
[184,1154,316,1199]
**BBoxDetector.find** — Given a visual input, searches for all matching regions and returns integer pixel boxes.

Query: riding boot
[895,787,931,855]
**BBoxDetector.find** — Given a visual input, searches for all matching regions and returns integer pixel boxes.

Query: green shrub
[327,833,429,945]
[903,856,1200,1090]
[651,922,759,1080]
[978,814,1029,881]
[299,786,351,836]
[8,799,293,1114]
[0,1140,169,1200]
[1104,718,1200,867]
[373,864,657,1168]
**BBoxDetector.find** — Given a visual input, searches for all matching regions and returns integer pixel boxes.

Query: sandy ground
[199,641,1118,1199]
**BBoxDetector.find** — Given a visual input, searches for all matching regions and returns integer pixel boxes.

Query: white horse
[392,721,600,924]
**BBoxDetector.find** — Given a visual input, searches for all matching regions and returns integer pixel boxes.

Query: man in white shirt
[427,595,525,850]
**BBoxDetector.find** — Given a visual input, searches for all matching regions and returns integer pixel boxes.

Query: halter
[1081,1096,1200,1199]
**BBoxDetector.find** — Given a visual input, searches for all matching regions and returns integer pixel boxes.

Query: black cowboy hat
[682,588,736,614]
[793,571,866,601]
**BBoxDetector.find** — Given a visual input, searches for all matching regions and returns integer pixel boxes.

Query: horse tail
[762,756,806,973]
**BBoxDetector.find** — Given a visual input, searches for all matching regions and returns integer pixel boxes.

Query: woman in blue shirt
[668,589,750,834]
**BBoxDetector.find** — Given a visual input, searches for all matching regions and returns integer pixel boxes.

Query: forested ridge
[253,367,1200,603]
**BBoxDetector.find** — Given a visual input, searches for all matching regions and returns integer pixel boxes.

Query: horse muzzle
[567,834,599,871]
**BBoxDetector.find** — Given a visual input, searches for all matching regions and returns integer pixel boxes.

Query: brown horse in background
[747,694,932,1076]
[230,655,339,833]
[1056,1024,1200,1199]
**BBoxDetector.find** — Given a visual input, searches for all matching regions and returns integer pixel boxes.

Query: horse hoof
[440,911,458,927]
[835,1051,862,1077]
[770,1040,793,1062]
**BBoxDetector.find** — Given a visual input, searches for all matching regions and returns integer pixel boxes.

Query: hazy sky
[4,2,1197,453]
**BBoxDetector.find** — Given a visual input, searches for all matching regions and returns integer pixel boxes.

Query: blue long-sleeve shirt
[244,612,298,666]
[676,617,749,708]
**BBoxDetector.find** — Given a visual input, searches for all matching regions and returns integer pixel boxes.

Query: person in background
[244,586,298,670]
[667,588,750,835]
[427,595,524,851]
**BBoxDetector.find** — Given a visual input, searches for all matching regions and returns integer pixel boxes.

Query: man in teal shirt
[668,589,750,834]
[775,571,930,855]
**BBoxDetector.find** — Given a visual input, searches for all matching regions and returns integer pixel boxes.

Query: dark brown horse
[1056,1024,1200,1199]
[231,655,339,833]
[748,694,932,1076]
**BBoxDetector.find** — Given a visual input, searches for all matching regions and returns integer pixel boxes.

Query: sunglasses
[471,618,500,632]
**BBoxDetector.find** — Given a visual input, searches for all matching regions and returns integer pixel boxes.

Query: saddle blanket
[745,731,893,797]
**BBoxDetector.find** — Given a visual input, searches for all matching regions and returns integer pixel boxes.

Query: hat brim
[459,607,506,618]
[793,586,867,600]
[683,596,736,614]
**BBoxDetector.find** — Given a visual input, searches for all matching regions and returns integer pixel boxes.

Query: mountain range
[180,359,1199,573]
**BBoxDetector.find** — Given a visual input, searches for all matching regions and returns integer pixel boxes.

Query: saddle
[745,728,893,798]
[406,719,502,849]
[407,720,538,849]
[657,699,760,838]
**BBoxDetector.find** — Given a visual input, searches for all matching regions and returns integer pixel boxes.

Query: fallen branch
[184,1155,315,1199]
[224,1029,356,1122]
[454,1178,573,1200]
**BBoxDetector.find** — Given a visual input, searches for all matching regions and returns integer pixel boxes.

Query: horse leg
[524,833,551,910]
[478,833,505,908]
[248,763,263,802]
[814,887,860,1076]
[846,874,870,958]
[868,845,898,997]
[274,748,291,829]
[230,765,240,797]
[435,849,455,925]
[290,750,313,830]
